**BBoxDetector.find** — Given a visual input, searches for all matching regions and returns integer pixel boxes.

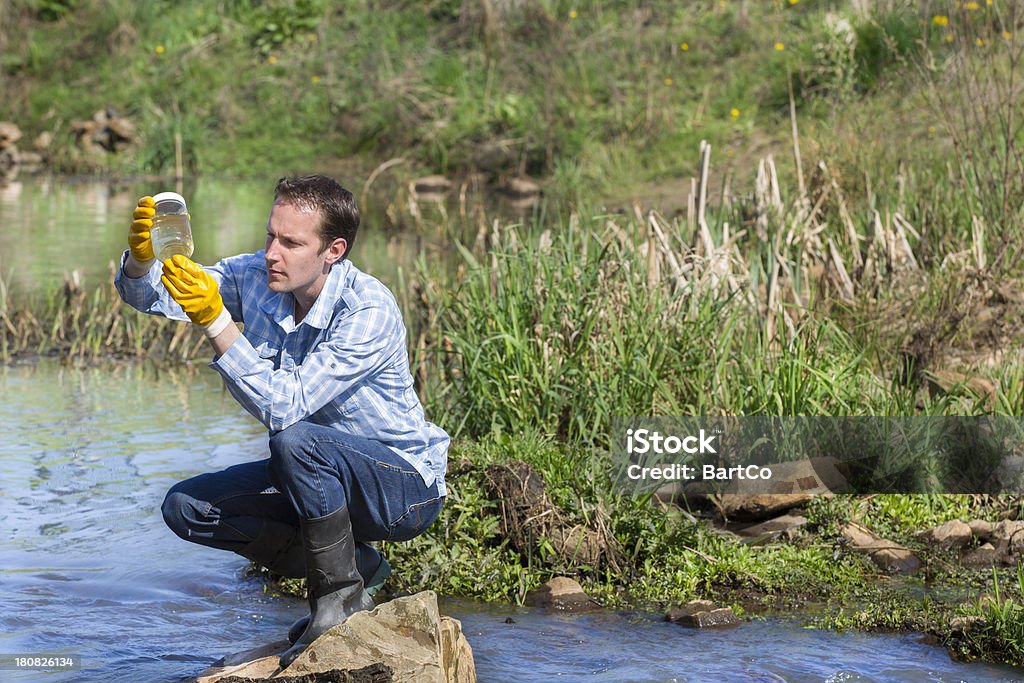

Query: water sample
[150,191,194,261]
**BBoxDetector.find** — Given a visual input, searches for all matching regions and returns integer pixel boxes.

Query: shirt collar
[302,259,351,329]
[259,259,352,332]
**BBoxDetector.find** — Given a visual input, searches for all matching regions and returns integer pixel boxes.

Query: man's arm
[209,321,241,357]
[210,302,401,431]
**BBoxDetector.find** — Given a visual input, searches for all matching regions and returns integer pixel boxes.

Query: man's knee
[269,422,316,458]
[161,480,206,540]
[268,422,317,480]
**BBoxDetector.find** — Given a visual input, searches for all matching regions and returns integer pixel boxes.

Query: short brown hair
[274,175,360,258]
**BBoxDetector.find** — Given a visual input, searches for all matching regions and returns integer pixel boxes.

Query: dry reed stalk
[696,141,714,258]
[828,237,857,303]
[788,70,806,198]
[648,212,685,292]
[972,215,987,271]
[892,213,920,271]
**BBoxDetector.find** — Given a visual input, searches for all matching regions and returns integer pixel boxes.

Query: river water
[2,180,1024,682]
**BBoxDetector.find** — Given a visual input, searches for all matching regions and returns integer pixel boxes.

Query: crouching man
[114,175,448,668]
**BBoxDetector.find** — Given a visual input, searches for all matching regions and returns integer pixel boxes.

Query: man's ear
[324,238,347,265]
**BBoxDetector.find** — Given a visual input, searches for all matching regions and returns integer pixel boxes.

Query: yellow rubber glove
[160,254,226,329]
[129,196,156,266]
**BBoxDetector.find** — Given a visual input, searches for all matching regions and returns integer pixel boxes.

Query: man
[115,175,449,668]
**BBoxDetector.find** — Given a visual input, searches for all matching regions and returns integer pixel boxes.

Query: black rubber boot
[278,506,375,670]
[239,519,305,578]
[286,543,390,643]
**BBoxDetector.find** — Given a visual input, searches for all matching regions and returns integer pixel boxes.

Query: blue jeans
[161,421,444,553]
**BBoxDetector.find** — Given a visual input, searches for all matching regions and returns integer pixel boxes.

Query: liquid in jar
[150,192,194,261]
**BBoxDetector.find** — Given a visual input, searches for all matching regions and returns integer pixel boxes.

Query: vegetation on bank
[1,0,1019,206]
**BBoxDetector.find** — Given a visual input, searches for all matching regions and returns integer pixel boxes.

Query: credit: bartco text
[625,463,774,481]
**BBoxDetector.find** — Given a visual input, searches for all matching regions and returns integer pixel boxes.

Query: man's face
[264,200,344,297]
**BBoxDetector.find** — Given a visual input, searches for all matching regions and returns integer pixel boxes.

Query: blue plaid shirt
[115,251,448,496]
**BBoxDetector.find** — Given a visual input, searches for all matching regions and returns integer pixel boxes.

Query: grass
[0,265,206,363]
[0,0,1003,194]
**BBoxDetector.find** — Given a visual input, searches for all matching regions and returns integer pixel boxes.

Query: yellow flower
[307,33,318,42]
[680,42,689,51]
[730,107,740,119]
[154,45,165,55]
[965,1,979,9]
[664,77,673,86]
[267,55,278,64]
[946,33,954,42]
[933,15,948,26]
[775,42,785,51]
[569,9,577,19]
[928,125,937,135]
[1003,31,1012,40]
[976,37,985,46]
[311,75,321,84]
[789,0,798,4]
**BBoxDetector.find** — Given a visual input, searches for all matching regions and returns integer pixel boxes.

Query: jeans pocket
[386,496,444,542]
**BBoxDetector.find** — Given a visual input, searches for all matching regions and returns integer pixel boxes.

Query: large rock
[842,522,920,573]
[991,520,1024,554]
[963,542,1002,568]
[716,494,813,522]
[967,519,995,540]
[0,121,22,145]
[920,520,973,550]
[524,576,596,612]
[702,457,850,522]
[735,513,808,540]
[195,591,476,683]
[665,600,740,629]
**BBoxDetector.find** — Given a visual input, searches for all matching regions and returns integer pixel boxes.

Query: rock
[991,520,1024,554]
[195,591,476,683]
[967,519,994,539]
[33,131,52,151]
[705,458,850,522]
[753,457,851,495]
[925,370,998,406]
[920,520,973,549]
[735,513,808,540]
[716,494,813,522]
[211,663,392,682]
[439,612,476,683]
[16,151,43,172]
[948,615,985,635]
[842,522,921,573]
[412,175,452,195]
[500,176,540,199]
[665,601,740,629]
[0,121,22,145]
[524,577,596,612]
[0,145,19,176]
[963,542,1002,567]
[71,108,135,154]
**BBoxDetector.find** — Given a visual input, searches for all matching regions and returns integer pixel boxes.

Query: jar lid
[152,191,187,213]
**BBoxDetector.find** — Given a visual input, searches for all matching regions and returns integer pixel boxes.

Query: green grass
[3,0,1008,195]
